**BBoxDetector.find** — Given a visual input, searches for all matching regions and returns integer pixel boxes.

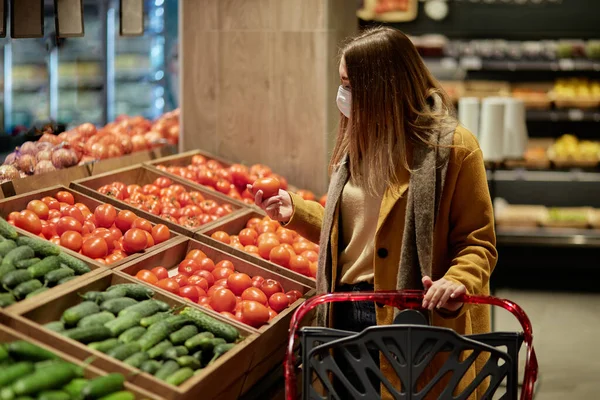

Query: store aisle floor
[494,289,600,400]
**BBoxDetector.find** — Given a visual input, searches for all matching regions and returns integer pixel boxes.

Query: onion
[36,141,53,152]
[39,133,60,145]
[78,122,97,138]
[90,143,108,160]
[131,135,147,152]
[36,149,52,162]
[19,141,38,156]
[34,160,56,175]
[0,165,21,182]
[107,144,122,158]
[52,148,78,169]
[18,154,36,174]
[118,136,133,154]
[3,152,18,166]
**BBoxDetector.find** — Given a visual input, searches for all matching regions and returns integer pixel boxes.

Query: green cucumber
[106,343,141,361]
[140,360,162,375]
[165,367,194,386]
[0,218,18,240]
[43,321,65,333]
[44,268,75,286]
[63,326,113,344]
[210,343,236,364]
[184,332,214,351]
[146,340,173,359]
[180,307,240,342]
[175,355,201,370]
[0,241,16,257]
[61,301,100,326]
[81,373,124,399]
[138,315,192,351]
[195,337,226,354]
[100,298,138,315]
[154,360,179,380]
[61,378,88,398]
[0,293,15,307]
[123,352,149,368]
[117,326,146,343]
[139,312,170,327]
[0,362,34,388]
[77,311,116,328]
[12,362,80,395]
[15,237,60,257]
[24,287,48,299]
[118,299,170,318]
[37,391,70,400]
[169,325,198,345]
[82,288,127,303]
[2,247,35,268]
[57,253,91,275]
[1,270,32,289]
[104,314,143,337]
[27,256,61,279]
[12,280,43,300]
[34,360,64,371]
[88,338,120,354]
[14,258,41,269]
[98,392,134,400]
[0,264,15,281]
[106,284,154,300]
[0,345,8,362]
[163,346,188,360]
[57,276,76,285]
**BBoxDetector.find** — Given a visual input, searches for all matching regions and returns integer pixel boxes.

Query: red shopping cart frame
[285,290,538,400]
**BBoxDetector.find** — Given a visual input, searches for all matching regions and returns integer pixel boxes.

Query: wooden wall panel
[274,0,325,31]
[218,0,272,31]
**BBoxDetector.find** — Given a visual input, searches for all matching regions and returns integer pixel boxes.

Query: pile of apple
[8,191,171,265]
[133,248,303,328]
[96,176,234,229]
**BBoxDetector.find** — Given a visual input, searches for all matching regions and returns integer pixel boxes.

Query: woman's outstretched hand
[247,184,293,223]
[421,276,466,312]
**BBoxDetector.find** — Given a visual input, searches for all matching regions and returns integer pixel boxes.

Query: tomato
[178,259,199,276]
[243,245,259,256]
[60,231,83,252]
[115,210,137,232]
[82,220,96,236]
[269,292,290,313]
[220,311,237,321]
[41,197,60,210]
[210,231,230,245]
[240,300,270,328]
[251,177,280,199]
[153,177,172,188]
[16,211,42,235]
[50,236,61,245]
[41,220,57,239]
[257,237,280,259]
[227,273,253,296]
[151,266,169,280]
[187,275,209,291]
[261,279,284,298]
[82,236,108,259]
[186,249,207,263]
[229,164,250,187]
[289,255,311,276]
[160,214,178,224]
[199,200,218,214]
[191,154,206,166]
[56,191,75,205]
[292,241,316,254]
[127,185,142,197]
[238,228,258,246]
[132,217,153,233]
[188,191,204,204]
[177,192,191,207]
[122,228,148,253]
[136,269,159,284]
[179,285,206,303]
[59,202,70,214]
[300,250,318,263]
[94,229,117,252]
[156,278,179,294]
[63,206,85,224]
[197,170,217,187]
[27,200,49,220]
[105,252,125,264]
[198,297,211,307]
[142,184,160,196]
[286,290,303,303]
[144,231,155,248]
[47,209,61,220]
[193,270,215,286]
[173,274,189,287]
[241,287,268,305]
[309,262,317,278]
[212,267,233,281]
[7,212,18,222]
[251,275,265,288]
[245,218,262,230]
[94,204,117,228]
[215,260,234,271]
[210,288,236,313]
[95,258,107,265]
[269,245,291,268]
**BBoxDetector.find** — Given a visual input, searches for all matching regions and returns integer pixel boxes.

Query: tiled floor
[494,289,600,399]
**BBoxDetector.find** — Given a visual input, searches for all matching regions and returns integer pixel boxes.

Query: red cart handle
[285,290,538,400]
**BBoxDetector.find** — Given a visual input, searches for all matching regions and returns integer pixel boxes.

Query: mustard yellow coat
[286,126,498,399]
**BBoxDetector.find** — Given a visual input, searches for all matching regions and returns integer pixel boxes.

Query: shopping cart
[284,290,538,400]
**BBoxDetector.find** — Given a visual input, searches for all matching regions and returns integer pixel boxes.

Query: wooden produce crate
[0,321,160,399]
[198,209,316,288]
[2,269,259,400]
[71,165,247,237]
[88,145,178,176]
[0,185,179,269]
[1,164,91,198]
[115,236,314,390]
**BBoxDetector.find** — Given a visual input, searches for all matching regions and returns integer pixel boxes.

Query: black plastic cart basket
[284,290,538,400]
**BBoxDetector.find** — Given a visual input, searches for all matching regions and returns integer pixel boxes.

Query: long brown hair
[330,27,455,195]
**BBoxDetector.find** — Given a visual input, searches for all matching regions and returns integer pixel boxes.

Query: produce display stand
[115,236,315,394]
[1,164,91,197]
[0,185,180,269]
[198,209,317,288]
[87,145,178,176]
[1,269,259,400]
[0,322,161,399]
[71,164,248,237]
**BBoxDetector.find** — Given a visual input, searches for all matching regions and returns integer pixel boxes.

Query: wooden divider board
[1,269,259,400]
[1,164,91,198]
[71,164,249,237]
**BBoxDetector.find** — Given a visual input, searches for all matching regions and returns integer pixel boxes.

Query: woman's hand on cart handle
[247,184,293,223]
[422,276,466,311]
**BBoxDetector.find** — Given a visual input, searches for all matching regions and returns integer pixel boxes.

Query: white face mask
[336,85,351,118]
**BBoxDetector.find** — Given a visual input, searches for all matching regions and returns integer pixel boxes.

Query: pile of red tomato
[7,191,171,265]
[209,216,318,279]
[155,155,325,206]
[97,176,234,229]
[134,248,303,328]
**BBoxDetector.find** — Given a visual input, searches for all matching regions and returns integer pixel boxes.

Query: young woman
[250,27,497,399]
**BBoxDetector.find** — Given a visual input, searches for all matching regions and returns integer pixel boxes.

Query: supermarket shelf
[425,57,600,72]
[489,169,600,182]
[497,226,600,248]
[526,109,600,122]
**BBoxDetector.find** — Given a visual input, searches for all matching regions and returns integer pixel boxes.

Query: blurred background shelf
[497,227,600,248]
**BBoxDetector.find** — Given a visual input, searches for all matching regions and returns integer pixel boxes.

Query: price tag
[567,109,584,121]
[558,59,575,71]
[460,56,482,70]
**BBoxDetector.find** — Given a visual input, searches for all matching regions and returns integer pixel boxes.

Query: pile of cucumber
[0,218,91,307]
[45,284,241,387]
[0,339,136,400]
